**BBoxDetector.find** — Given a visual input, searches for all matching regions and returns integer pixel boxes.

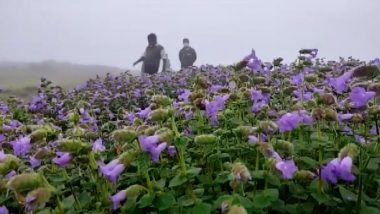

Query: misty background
[0,0,379,99]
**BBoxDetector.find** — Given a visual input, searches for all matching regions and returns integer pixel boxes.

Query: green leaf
[360,206,380,214]
[62,195,75,210]
[263,189,279,202]
[215,172,230,184]
[251,170,265,179]
[138,193,155,208]
[265,174,281,187]
[298,156,318,169]
[178,195,194,207]
[156,192,176,211]
[78,192,92,208]
[187,167,202,177]
[366,158,380,171]
[192,203,212,214]
[237,195,254,209]
[254,193,272,209]
[169,174,188,187]
[289,183,308,200]
[311,193,336,206]
[339,186,357,203]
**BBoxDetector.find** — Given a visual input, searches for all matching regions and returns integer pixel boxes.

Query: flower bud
[149,103,159,110]
[112,128,137,144]
[227,205,248,214]
[258,86,272,94]
[30,129,48,143]
[283,86,298,96]
[188,92,203,102]
[0,155,20,176]
[352,65,380,78]
[194,134,217,144]
[25,187,52,206]
[304,74,318,83]
[259,120,278,134]
[273,140,294,157]
[231,162,252,183]
[193,98,206,110]
[368,83,380,96]
[294,170,316,181]
[324,108,338,121]
[148,108,170,122]
[252,76,265,84]
[151,95,172,107]
[238,74,251,83]
[7,173,45,193]
[368,105,380,115]
[232,126,257,137]
[34,147,53,159]
[125,184,148,198]
[155,127,174,143]
[339,143,358,159]
[351,113,363,123]
[143,126,160,136]
[320,93,337,106]
[119,150,139,166]
[312,108,325,121]
[56,139,90,153]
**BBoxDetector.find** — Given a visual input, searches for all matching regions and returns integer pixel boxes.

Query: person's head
[147,33,157,46]
[183,38,190,47]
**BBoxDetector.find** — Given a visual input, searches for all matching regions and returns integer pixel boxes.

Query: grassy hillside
[0,60,130,100]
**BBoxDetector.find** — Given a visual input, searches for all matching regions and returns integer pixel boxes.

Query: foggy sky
[0,0,379,70]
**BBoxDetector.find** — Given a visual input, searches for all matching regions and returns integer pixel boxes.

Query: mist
[0,0,379,70]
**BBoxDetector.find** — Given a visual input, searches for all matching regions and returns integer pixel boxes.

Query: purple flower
[327,71,353,94]
[250,88,269,112]
[355,135,366,144]
[0,206,8,214]
[29,156,42,168]
[244,49,262,71]
[370,125,377,136]
[99,159,125,185]
[5,170,16,179]
[0,150,5,162]
[248,135,259,144]
[0,134,6,143]
[92,138,105,152]
[138,135,167,163]
[291,73,304,85]
[110,190,127,210]
[321,157,355,184]
[277,112,302,133]
[136,107,151,120]
[338,113,353,122]
[10,136,31,157]
[293,90,313,101]
[167,145,177,157]
[350,87,376,108]
[52,152,72,167]
[275,160,298,179]
[178,89,191,102]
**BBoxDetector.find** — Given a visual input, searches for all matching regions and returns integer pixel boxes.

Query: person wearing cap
[179,38,197,69]
[133,33,167,75]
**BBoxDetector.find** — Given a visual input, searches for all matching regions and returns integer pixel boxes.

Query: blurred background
[1,0,379,99]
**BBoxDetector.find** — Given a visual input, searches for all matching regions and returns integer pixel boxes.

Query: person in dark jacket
[179,38,197,69]
[133,33,167,75]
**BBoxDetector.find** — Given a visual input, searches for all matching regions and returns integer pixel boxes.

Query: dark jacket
[144,44,164,68]
[179,46,197,68]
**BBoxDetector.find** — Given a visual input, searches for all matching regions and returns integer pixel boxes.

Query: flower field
[1,49,380,213]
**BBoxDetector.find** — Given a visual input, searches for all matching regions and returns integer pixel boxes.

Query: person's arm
[133,57,145,66]
[179,49,183,64]
[161,48,168,72]
[133,50,146,66]
[192,48,197,63]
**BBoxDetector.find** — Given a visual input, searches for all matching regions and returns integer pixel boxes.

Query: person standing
[179,38,197,69]
[133,33,167,75]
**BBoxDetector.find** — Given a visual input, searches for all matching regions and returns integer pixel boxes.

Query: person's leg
[144,66,159,75]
